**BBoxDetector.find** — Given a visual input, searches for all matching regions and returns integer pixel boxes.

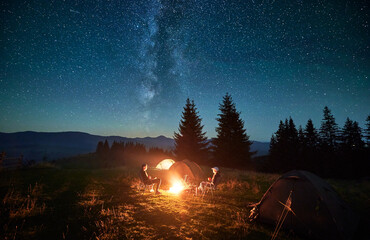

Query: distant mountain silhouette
[0,131,269,161]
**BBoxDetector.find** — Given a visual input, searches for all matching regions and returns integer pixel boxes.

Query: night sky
[1,0,369,141]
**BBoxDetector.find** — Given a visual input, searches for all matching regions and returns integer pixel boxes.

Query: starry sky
[1,0,369,141]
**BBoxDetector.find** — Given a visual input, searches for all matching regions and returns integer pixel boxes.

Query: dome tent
[250,170,358,240]
[168,159,204,183]
[155,159,175,170]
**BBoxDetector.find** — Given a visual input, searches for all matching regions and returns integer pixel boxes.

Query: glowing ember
[169,181,184,194]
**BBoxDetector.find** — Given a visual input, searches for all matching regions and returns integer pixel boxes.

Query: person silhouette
[139,163,161,194]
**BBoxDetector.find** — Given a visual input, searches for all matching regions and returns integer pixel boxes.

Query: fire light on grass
[169,180,185,194]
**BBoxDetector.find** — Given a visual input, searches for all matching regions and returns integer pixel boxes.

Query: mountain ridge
[0,131,269,161]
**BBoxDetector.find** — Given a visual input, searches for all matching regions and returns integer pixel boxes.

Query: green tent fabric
[168,159,204,183]
[250,170,358,240]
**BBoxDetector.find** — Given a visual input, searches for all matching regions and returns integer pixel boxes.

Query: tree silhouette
[269,120,287,170]
[268,110,368,178]
[110,141,125,164]
[103,139,110,155]
[318,106,339,176]
[365,115,370,147]
[340,118,364,152]
[319,106,338,150]
[338,118,365,177]
[174,98,209,165]
[302,119,320,173]
[213,93,253,169]
[96,141,104,155]
[304,119,320,148]
[269,117,298,172]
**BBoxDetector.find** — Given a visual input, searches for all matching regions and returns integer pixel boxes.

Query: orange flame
[169,180,184,194]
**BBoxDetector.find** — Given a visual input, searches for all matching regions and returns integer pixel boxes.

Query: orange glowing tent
[155,159,175,170]
[168,159,204,183]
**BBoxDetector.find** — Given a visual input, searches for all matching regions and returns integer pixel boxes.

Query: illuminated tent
[155,159,175,170]
[168,159,204,183]
[249,170,358,240]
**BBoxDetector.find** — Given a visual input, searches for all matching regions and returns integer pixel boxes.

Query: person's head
[142,163,148,171]
[212,167,219,174]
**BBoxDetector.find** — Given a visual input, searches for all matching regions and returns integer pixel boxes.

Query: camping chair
[201,175,222,198]
[182,175,199,196]
[138,173,154,194]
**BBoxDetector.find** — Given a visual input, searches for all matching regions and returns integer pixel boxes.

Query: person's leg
[153,178,161,192]
[198,181,206,192]
[145,180,154,192]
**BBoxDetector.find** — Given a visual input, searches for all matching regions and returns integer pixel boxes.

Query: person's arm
[140,170,149,182]
[212,173,221,185]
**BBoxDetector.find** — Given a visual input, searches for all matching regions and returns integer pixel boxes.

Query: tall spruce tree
[319,106,338,150]
[319,106,339,177]
[303,119,320,173]
[351,121,363,150]
[365,115,370,147]
[103,139,110,154]
[96,141,104,156]
[213,93,253,169]
[174,98,209,165]
[298,126,305,147]
[304,119,319,148]
[288,117,299,146]
[269,120,286,163]
[341,118,364,151]
[269,117,299,172]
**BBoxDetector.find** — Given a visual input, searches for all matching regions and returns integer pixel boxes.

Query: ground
[0,164,369,240]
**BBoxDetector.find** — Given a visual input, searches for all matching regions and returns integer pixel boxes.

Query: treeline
[95,140,173,167]
[173,94,369,179]
[268,106,369,178]
[94,94,369,179]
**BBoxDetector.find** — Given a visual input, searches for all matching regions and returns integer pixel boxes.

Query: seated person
[140,163,161,194]
[198,167,221,193]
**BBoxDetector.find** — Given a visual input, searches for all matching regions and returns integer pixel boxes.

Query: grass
[0,164,369,240]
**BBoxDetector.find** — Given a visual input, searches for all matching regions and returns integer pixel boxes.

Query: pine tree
[111,141,125,164]
[270,120,287,151]
[96,141,104,155]
[103,139,110,155]
[297,125,305,167]
[269,117,299,172]
[304,119,319,148]
[174,98,209,165]
[341,118,364,151]
[298,126,305,147]
[319,106,338,150]
[286,117,299,169]
[269,120,286,165]
[213,93,253,169]
[288,118,298,142]
[303,119,320,173]
[319,106,340,177]
[365,115,370,147]
[352,121,363,150]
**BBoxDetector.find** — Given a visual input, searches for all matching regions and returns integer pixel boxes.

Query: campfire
[169,179,185,194]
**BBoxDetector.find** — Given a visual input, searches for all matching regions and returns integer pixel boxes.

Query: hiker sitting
[198,167,221,193]
[140,163,161,194]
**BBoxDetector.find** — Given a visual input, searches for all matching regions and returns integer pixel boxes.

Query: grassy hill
[0,163,368,239]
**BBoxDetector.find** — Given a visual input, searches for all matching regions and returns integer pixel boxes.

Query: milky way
[1,0,369,141]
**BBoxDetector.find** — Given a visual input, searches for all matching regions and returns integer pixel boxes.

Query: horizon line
[0,130,271,142]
